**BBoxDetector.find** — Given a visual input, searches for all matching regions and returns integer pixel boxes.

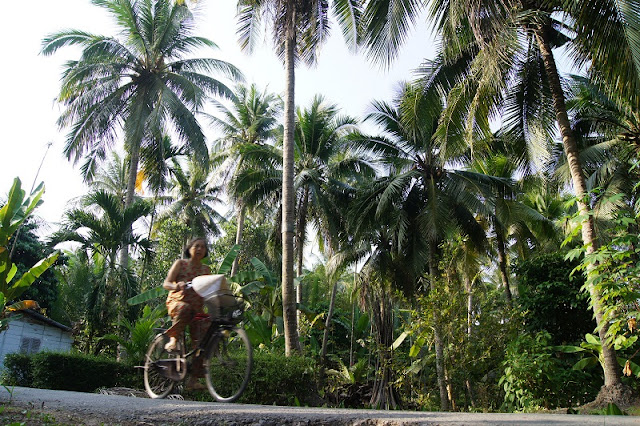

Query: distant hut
[0,310,72,368]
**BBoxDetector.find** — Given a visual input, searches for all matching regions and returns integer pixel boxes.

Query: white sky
[0,0,435,229]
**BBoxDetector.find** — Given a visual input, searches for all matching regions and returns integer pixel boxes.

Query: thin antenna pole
[9,142,53,259]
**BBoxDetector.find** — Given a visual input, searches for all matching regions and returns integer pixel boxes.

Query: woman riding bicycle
[144,237,251,400]
[163,237,219,390]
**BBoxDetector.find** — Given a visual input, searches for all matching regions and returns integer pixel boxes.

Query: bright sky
[0,0,435,230]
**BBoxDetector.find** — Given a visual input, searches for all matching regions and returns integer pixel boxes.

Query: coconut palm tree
[42,0,242,269]
[208,84,283,275]
[157,156,226,246]
[470,146,551,306]
[236,0,361,355]
[348,82,499,410]
[406,0,630,395]
[563,76,640,217]
[291,96,376,306]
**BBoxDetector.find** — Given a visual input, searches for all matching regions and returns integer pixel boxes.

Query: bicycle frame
[153,317,235,381]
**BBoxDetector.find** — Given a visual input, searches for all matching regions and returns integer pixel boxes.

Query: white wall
[0,316,73,368]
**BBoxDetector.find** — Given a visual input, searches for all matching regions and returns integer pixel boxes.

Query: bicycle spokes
[205,327,253,402]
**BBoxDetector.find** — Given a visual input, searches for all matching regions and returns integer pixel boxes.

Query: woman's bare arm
[163,260,186,291]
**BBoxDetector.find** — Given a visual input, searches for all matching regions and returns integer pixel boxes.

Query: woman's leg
[165,301,194,350]
[189,315,212,378]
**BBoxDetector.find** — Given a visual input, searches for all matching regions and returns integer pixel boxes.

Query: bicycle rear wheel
[205,327,252,402]
[144,333,180,398]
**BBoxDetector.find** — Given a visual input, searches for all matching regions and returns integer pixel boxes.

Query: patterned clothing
[165,259,211,377]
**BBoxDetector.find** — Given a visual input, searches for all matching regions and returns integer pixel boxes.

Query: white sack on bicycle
[190,274,236,314]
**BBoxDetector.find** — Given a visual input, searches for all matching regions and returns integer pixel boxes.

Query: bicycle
[143,291,252,402]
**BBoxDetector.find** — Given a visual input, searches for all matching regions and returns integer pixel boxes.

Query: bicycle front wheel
[205,327,253,402]
[144,333,178,399]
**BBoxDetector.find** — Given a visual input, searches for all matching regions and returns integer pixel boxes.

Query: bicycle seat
[194,312,210,321]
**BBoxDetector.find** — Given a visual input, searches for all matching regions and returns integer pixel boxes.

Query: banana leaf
[2,252,58,300]
[127,286,168,305]
[217,244,240,275]
[250,257,274,287]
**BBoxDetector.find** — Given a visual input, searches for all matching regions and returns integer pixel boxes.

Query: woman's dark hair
[183,237,209,259]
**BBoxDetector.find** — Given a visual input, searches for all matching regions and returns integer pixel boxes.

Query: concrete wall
[0,316,73,368]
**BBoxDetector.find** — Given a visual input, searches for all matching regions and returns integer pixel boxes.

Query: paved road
[0,386,634,425]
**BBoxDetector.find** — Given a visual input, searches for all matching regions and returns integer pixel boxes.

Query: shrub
[238,351,318,405]
[498,331,599,411]
[2,351,142,392]
[2,353,33,386]
[514,253,594,346]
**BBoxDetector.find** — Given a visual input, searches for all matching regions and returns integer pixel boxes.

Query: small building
[0,310,73,368]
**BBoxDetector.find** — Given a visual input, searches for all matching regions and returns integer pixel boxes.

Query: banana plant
[0,178,59,331]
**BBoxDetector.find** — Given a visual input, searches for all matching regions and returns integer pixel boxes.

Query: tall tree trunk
[282,4,301,355]
[429,242,450,411]
[295,187,309,326]
[368,287,399,409]
[350,279,356,367]
[139,194,158,288]
[320,279,338,364]
[231,200,246,277]
[318,277,338,388]
[494,222,512,306]
[116,138,142,360]
[535,26,621,389]
[120,141,141,268]
[464,275,476,408]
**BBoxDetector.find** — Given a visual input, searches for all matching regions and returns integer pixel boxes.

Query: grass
[0,404,112,426]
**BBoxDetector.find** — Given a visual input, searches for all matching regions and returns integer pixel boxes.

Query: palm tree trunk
[320,279,338,363]
[138,194,158,288]
[116,139,142,360]
[535,26,621,388]
[120,140,141,267]
[350,280,356,367]
[295,187,309,324]
[368,287,399,409]
[282,3,301,355]
[494,222,512,306]
[231,200,246,277]
[464,275,476,408]
[429,242,450,411]
[318,277,339,388]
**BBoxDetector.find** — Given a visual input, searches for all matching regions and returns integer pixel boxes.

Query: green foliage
[237,351,318,405]
[244,311,284,350]
[557,332,640,377]
[395,240,518,412]
[101,305,165,365]
[582,222,640,341]
[10,220,59,312]
[514,253,594,345]
[604,402,625,415]
[0,178,59,332]
[499,331,599,412]
[323,358,373,408]
[209,219,277,275]
[2,353,33,386]
[217,244,241,275]
[499,332,557,411]
[2,352,142,391]
[565,203,640,370]
[142,218,190,292]
[50,250,119,354]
